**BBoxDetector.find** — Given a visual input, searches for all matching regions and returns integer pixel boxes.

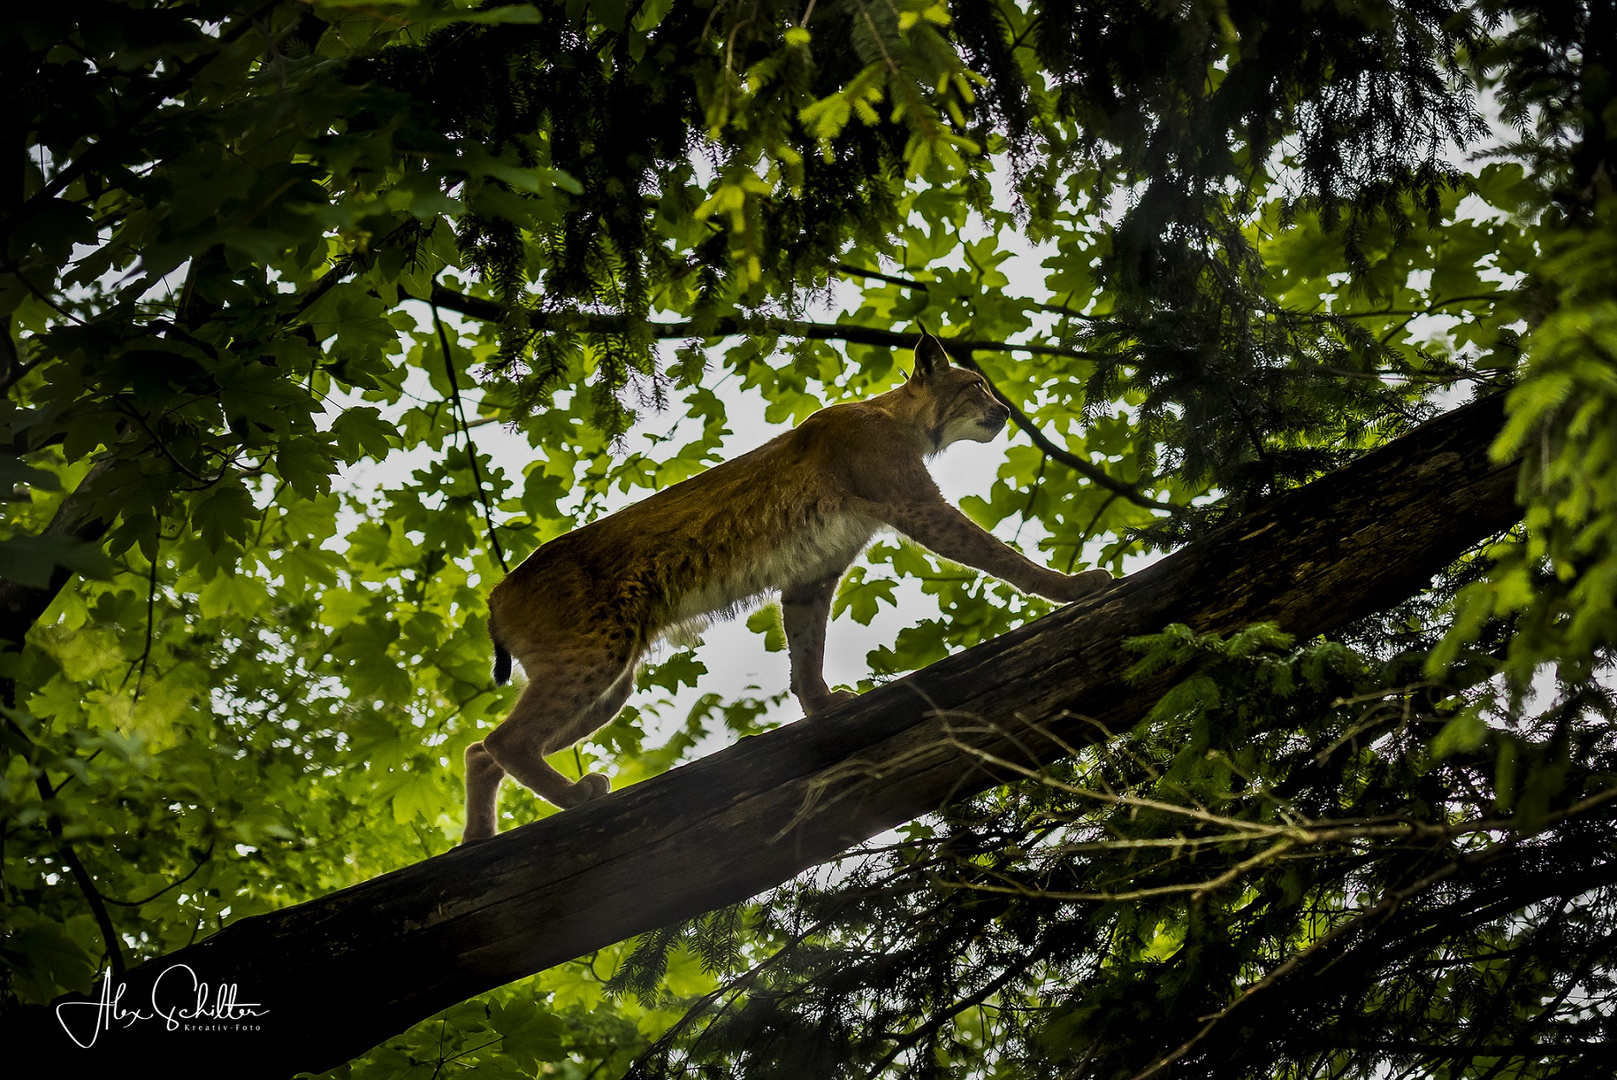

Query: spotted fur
[462,335,1115,840]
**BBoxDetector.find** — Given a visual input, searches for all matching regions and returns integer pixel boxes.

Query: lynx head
[906,334,1010,452]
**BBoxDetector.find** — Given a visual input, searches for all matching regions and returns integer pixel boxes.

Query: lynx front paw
[803,688,858,716]
[1058,568,1114,602]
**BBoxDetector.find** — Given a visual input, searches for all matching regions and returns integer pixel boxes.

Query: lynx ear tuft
[912,333,952,380]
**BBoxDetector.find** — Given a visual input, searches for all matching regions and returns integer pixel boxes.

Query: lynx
[462,334,1114,840]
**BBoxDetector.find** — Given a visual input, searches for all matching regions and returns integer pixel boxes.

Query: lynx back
[461,334,1113,841]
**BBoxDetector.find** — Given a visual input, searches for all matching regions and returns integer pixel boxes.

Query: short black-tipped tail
[489,616,512,686]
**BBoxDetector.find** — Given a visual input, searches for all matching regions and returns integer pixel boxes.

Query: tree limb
[6,396,1520,1078]
[0,456,127,981]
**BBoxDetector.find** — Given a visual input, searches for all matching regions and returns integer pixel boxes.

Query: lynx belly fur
[463,334,1113,841]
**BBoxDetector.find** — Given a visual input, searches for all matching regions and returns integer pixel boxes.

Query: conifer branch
[862,950,1043,1078]
[1128,858,1471,1080]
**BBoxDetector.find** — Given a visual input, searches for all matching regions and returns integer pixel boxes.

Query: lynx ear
[912,333,953,381]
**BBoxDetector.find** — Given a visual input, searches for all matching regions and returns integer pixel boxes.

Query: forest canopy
[3,1,1616,1078]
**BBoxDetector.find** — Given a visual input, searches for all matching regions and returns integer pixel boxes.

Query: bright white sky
[340,218,1115,761]
[337,110,1523,768]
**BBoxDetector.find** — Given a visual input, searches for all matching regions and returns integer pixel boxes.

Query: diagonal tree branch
[4,394,1521,1078]
[0,455,125,988]
[423,285,1171,507]
[949,349,1177,511]
[423,284,1107,361]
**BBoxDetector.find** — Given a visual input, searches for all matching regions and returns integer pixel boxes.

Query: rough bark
[9,395,1521,1079]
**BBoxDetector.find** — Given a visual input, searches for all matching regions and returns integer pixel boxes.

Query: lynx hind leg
[463,741,506,842]
[1068,568,1114,598]
[469,650,636,835]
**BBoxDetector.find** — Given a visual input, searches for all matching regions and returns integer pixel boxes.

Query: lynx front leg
[878,494,1113,603]
[783,572,857,716]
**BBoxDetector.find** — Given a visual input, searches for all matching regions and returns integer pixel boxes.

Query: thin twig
[426,284,1109,362]
[30,761,127,975]
[430,296,509,574]
[101,842,215,907]
[428,286,1175,510]
[118,553,159,703]
[1126,858,1468,1080]
[955,351,1177,512]
[4,4,279,228]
